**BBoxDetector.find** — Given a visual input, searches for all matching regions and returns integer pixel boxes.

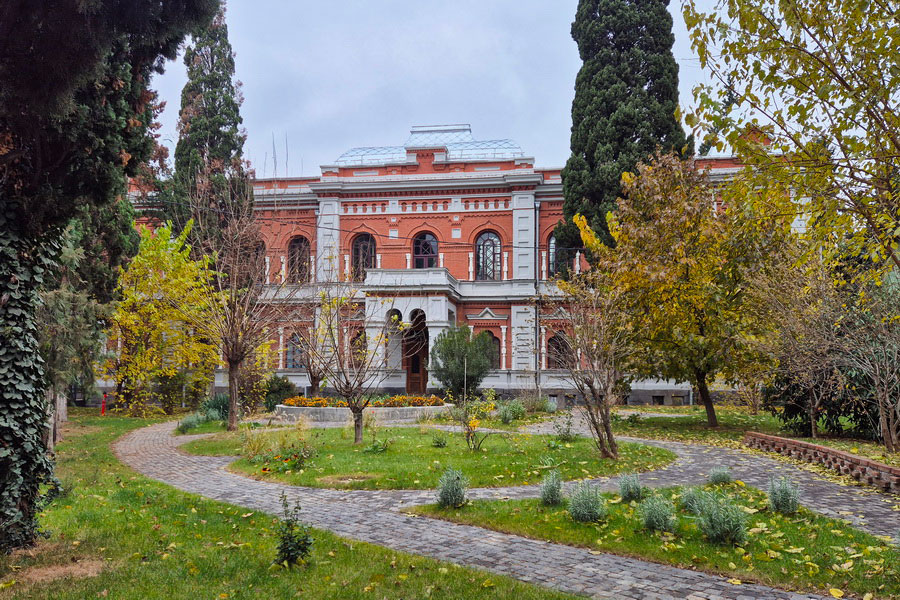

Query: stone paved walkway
[113,418,899,600]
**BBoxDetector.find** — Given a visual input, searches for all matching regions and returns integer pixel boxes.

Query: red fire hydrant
[101,393,107,416]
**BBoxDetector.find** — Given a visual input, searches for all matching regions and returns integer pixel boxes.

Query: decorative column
[309,255,316,282]
[502,251,509,280]
[278,327,285,369]
[500,325,508,370]
[376,254,382,268]
[439,253,445,268]
[405,253,411,269]
[265,256,271,283]
[574,251,581,274]
[540,251,547,280]
[468,252,474,280]
[280,255,286,282]
[344,254,350,278]
[540,326,547,369]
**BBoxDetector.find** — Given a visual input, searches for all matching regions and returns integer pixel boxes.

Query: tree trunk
[808,389,818,439]
[352,407,364,444]
[309,375,320,397]
[227,360,240,431]
[878,392,895,453]
[695,370,718,427]
[0,223,56,551]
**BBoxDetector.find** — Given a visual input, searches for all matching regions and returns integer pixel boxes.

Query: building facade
[250,125,738,405]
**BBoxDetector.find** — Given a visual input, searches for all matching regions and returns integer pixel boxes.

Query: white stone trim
[278,326,285,369]
[468,252,474,280]
[500,325,508,369]
[540,326,547,370]
[502,251,509,280]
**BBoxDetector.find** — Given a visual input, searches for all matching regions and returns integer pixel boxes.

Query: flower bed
[282,395,444,408]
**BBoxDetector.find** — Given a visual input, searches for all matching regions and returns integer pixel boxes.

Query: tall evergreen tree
[172,4,246,230]
[557,0,689,252]
[0,0,217,552]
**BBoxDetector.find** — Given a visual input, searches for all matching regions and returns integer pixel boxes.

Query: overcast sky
[151,1,710,178]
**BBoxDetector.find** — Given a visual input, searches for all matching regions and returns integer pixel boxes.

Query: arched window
[285,333,305,369]
[287,236,311,283]
[485,331,501,369]
[475,231,501,281]
[547,333,574,369]
[351,233,376,281]
[413,232,438,269]
[548,235,562,277]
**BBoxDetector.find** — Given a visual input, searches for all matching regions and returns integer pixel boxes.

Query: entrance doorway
[404,309,428,394]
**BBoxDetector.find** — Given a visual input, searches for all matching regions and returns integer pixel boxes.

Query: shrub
[680,487,714,515]
[436,467,468,508]
[519,394,552,413]
[498,399,526,424]
[203,393,230,421]
[540,469,563,506]
[707,466,733,485]
[429,326,495,398]
[175,411,210,434]
[363,438,393,453]
[568,481,607,522]
[264,375,297,412]
[275,492,313,567]
[553,411,577,442]
[768,476,800,514]
[431,431,448,448]
[639,495,675,532]
[619,473,645,502]
[697,495,747,545]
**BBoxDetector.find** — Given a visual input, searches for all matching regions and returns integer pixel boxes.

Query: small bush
[639,495,675,532]
[568,481,608,522]
[175,411,210,434]
[275,492,313,567]
[626,413,641,425]
[768,476,800,514]
[553,411,577,442]
[707,466,733,485]
[363,438,393,453]
[499,399,526,424]
[519,394,551,414]
[680,487,714,515]
[540,469,563,506]
[619,473,645,502]
[697,495,747,545]
[203,393,230,421]
[264,375,297,412]
[431,431,448,448]
[436,467,468,508]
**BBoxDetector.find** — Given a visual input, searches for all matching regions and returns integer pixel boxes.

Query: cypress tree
[172,4,247,230]
[557,0,690,251]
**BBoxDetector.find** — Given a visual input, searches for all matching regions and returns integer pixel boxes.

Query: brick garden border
[744,431,900,493]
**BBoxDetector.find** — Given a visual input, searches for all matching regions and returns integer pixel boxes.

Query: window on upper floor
[287,236,311,283]
[351,233,376,282]
[548,235,559,277]
[475,231,501,281]
[285,333,305,369]
[412,232,438,268]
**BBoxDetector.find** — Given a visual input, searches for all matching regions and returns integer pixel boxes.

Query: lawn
[610,407,784,446]
[411,483,900,599]
[0,410,577,600]
[173,419,227,435]
[183,425,676,490]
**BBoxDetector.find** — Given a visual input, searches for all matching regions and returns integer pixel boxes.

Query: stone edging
[744,431,900,493]
[275,403,452,423]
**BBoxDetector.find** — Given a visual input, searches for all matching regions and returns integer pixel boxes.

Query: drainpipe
[534,200,542,399]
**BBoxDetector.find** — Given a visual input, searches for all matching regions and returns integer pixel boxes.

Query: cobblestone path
[113,420,898,600]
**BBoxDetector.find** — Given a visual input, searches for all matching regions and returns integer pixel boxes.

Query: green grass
[0,410,575,600]
[411,484,900,599]
[183,426,676,490]
[174,419,227,435]
[611,407,783,446]
[792,437,900,468]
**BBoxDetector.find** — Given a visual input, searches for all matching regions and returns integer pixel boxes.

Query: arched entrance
[404,309,429,394]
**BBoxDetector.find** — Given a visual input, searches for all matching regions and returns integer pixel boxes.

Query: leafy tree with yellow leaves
[579,153,771,427]
[101,223,218,414]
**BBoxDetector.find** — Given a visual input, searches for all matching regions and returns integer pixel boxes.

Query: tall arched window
[287,236,311,283]
[413,232,438,268]
[548,235,560,277]
[485,331,501,369]
[547,333,574,369]
[475,231,501,281]
[351,233,376,281]
[285,333,305,369]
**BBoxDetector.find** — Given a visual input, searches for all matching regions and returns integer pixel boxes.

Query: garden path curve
[113,420,899,600]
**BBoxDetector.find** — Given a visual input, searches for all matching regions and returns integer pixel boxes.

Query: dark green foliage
[203,393,231,421]
[619,473,646,502]
[429,326,496,399]
[431,431,448,448]
[275,492,313,567]
[557,0,690,251]
[0,0,217,552]
[264,375,297,412]
[499,399,527,424]
[170,6,247,230]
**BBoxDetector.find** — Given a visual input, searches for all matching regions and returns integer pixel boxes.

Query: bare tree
[841,283,900,452]
[299,279,406,444]
[548,271,635,459]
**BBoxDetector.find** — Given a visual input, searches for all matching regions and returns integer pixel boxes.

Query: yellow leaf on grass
[829,589,844,598]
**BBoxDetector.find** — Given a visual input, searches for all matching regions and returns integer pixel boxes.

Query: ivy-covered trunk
[0,221,57,551]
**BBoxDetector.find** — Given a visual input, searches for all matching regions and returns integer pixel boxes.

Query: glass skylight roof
[333,124,525,167]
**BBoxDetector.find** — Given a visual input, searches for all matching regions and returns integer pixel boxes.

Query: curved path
[114,420,899,600]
